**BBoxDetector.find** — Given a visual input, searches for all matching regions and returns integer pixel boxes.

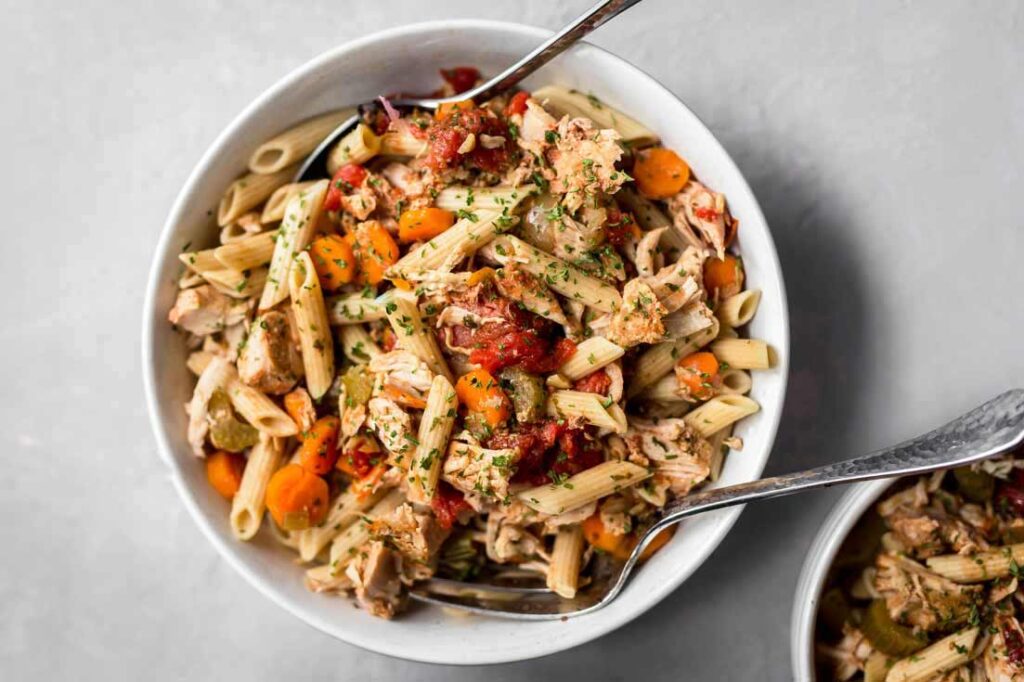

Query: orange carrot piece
[435,100,473,120]
[206,450,246,500]
[296,416,341,475]
[398,207,456,243]
[283,388,316,432]
[633,148,691,199]
[703,254,744,299]
[382,385,428,410]
[265,464,329,530]
[581,513,632,560]
[455,369,510,428]
[309,234,356,291]
[639,525,677,560]
[350,222,399,285]
[466,267,496,287]
[676,351,721,400]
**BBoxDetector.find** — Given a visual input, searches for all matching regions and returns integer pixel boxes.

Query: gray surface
[1,0,1021,679]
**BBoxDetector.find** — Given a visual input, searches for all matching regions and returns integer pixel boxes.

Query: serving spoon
[295,0,644,182]
[410,388,1024,619]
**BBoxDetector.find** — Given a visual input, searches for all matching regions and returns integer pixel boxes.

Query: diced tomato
[1005,621,1024,666]
[505,91,530,117]
[379,327,397,353]
[549,429,604,480]
[693,206,720,222]
[553,337,577,366]
[336,447,379,479]
[440,67,481,95]
[997,484,1024,517]
[605,208,637,246]
[485,420,600,486]
[431,481,473,529]
[323,164,367,211]
[573,369,611,396]
[424,106,513,173]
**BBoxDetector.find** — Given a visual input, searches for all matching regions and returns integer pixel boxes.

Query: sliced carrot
[391,278,414,291]
[703,254,744,299]
[350,464,387,501]
[296,416,341,475]
[455,369,510,428]
[435,99,473,120]
[206,450,246,500]
[638,525,677,560]
[265,464,329,530]
[581,513,632,560]
[467,267,496,287]
[397,207,456,243]
[676,351,721,400]
[283,388,315,432]
[633,148,691,199]
[309,234,356,290]
[350,221,400,285]
[382,385,428,410]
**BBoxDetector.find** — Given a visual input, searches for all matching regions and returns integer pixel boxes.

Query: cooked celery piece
[861,599,928,656]
[499,367,546,423]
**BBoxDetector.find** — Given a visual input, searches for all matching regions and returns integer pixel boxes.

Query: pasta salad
[169,66,772,619]
[816,451,1024,681]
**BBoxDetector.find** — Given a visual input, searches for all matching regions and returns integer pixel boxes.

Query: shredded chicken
[369,350,435,401]
[486,512,545,564]
[367,397,416,467]
[168,284,248,336]
[345,541,404,619]
[369,503,448,564]
[442,443,518,502]
[606,279,667,348]
[548,116,624,213]
[493,263,571,328]
[667,180,728,260]
[816,625,873,681]
[516,98,558,157]
[625,418,713,495]
[874,554,982,632]
[236,311,303,394]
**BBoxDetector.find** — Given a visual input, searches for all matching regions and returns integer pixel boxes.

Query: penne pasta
[328,489,404,575]
[926,544,1024,583]
[482,235,622,313]
[557,336,625,380]
[261,181,318,224]
[326,293,386,325]
[707,424,734,482]
[547,524,585,599]
[614,186,690,251]
[627,320,720,397]
[885,628,978,682]
[289,251,335,399]
[295,486,388,562]
[202,267,268,299]
[408,375,458,502]
[433,184,535,213]
[339,325,381,364]
[684,394,760,438]
[518,460,651,515]
[230,435,284,540]
[249,109,356,174]
[388,208,509,276]
[259,179,328,310]
[326,123,383,175]
[547,390,627,433]
[719,368,752,396]
[381,290,452,382]
[532,85,658,146]
[379,127,428,157]
[639,374,688,403]
[716,289,762,329]
[225,372,298,437]
[218,164,298,226]
[711,338,772,370]
[213,231,276,271]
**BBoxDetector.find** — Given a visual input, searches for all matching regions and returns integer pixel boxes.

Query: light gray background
[2,0,1021,679]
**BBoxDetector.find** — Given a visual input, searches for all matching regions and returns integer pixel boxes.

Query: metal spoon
[410,388,1024,619]
[295,0,644,181]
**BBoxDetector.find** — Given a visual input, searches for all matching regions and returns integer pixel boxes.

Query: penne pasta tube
[719,368,752,396]
[219,213,263,244]
[926,544,1024,583]
[388,208,508,276]
[408,375,458,502]
[326,293,386,325]
[339,325,381,364]
[547,391,627,433]
[379,127,428,157]
[225,372,298,437]
[532,85,658,146]
[187,356,234,457]
[518,460,651,515]
[433,184,535,213]
[328,489,405,574]
[213,231,276,271]
[179,248,222,275]
[259,179,328,310]
[885,627,978,682]
[289,251,335,399]
[326,123,383,175]
[547,524,585,599]
[716,289,761,328]
[663,302,716,340]
[261,181,318,224]
[639,374,688,403]
[186,350,216,377]
[381,290,452,382]
[482,235,622,313]
[711,338,772,370]
[716,325,739,340]
[202,267,268,299]
[707,424,734,482]
[249,109,356,174]
[627,320,720,397]
[218,164,298,226]
[295,487,387,562]
[557,337,625,380]
[684,395,760,438]
[230,435,284,540]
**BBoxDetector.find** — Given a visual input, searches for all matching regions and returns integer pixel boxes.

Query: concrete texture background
[2,1,1022,679]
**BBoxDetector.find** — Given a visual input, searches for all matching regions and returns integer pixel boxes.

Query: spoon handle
[461,0,645,103]
[652,389,1024,530]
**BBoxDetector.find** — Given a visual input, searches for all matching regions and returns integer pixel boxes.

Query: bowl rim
[789,478,895,680]
[142,18,791,664]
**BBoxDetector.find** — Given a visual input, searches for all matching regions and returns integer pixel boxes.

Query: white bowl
[790,480,894,680]
[142,19,790,664]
